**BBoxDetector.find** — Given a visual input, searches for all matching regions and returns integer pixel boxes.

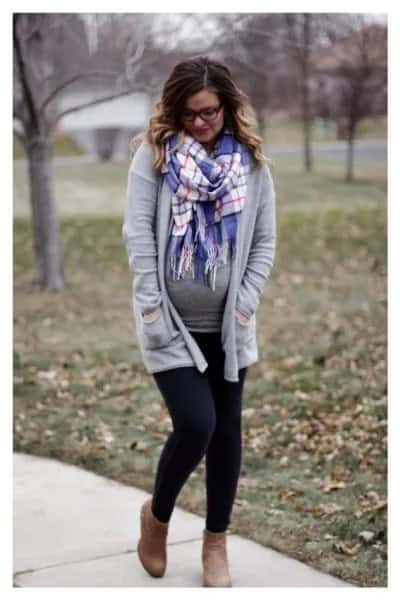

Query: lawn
[13,115,386,160]
[262,115,387,145]
[13,155,387,586]
[13,153,386,219]
[13,130,86,160]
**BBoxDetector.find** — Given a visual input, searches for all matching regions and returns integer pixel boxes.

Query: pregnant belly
[166,259,231,330]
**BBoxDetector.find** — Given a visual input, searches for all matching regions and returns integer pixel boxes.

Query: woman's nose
[193,115,207,128]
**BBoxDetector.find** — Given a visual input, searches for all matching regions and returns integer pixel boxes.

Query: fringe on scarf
[169,237,233,292]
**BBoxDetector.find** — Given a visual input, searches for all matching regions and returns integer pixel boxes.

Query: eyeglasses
[181,104,223,123]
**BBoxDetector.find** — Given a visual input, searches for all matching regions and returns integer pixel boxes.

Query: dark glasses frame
[181,104,223,123]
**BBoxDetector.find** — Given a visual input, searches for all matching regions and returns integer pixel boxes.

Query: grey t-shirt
[165,234,232,332]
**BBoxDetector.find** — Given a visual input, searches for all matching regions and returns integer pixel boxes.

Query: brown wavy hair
[129,56,272,174]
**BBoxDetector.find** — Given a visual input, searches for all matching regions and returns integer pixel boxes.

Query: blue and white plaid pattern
[161,127,251,291]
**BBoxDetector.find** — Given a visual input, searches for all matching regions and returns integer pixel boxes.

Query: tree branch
[13,14,40,133]
[39,70,121,116]
[124,31,146,81]
[50,82,146,130]
[237,23,314,52]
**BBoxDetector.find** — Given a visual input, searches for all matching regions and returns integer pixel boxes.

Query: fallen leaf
[359,530,375,543]
[321,479,347,493]
[333,541,361,555]
[242,408,256,418]
[135,440,151,452]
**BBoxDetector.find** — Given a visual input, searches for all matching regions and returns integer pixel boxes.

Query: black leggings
[150,331,248,533]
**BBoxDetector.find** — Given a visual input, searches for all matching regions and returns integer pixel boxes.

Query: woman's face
[180,89,225,150]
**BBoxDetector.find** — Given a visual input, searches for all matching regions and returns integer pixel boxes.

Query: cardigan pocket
[235,311,255,347]
[139,302,174,351]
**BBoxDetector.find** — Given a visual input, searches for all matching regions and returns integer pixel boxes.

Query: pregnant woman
[122,55,277,586]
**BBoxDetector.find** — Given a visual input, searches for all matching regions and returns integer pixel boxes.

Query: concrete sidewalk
[13,453,354,587]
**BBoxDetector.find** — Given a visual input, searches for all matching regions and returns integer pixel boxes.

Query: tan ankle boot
[202,528,233,587]
[137,497,169,577]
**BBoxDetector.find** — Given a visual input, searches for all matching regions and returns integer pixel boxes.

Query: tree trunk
[302,88,312,172]
[255,107,267,143]
[336,117,348,140]
[95,127,120,161]
[26,136,65,290]
[301,13,312,173]
[346,128,355,182]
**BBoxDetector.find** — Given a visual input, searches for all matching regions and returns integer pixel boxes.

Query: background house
[58,89,152,159]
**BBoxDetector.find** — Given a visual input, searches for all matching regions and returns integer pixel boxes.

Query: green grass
[13,116,386,161]
[13,159,387,586]
[13,152,386,219]
[262,115,387,145]
[13,130,86,160]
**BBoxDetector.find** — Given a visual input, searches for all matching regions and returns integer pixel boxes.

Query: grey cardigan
[122,139,277,382]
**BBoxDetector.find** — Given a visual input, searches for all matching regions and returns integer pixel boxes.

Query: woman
[122,56,277,587]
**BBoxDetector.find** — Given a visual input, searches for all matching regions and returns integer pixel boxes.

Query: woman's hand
[142,306,162,323]
[235,308,252,325]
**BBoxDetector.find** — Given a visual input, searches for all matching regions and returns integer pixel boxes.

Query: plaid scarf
[161,127,251,291]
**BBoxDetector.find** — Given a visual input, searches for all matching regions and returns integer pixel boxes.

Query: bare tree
[210,13,284,136]
[214,13,326,167]
[313,15,387,181]
[284,14,314,172]
[13,13,162,291]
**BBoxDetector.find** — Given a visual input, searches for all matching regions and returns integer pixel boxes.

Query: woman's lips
[194,128,209,134]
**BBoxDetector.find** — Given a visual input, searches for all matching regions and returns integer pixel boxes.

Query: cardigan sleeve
[235,164,277,319]
[121,142,163,315]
